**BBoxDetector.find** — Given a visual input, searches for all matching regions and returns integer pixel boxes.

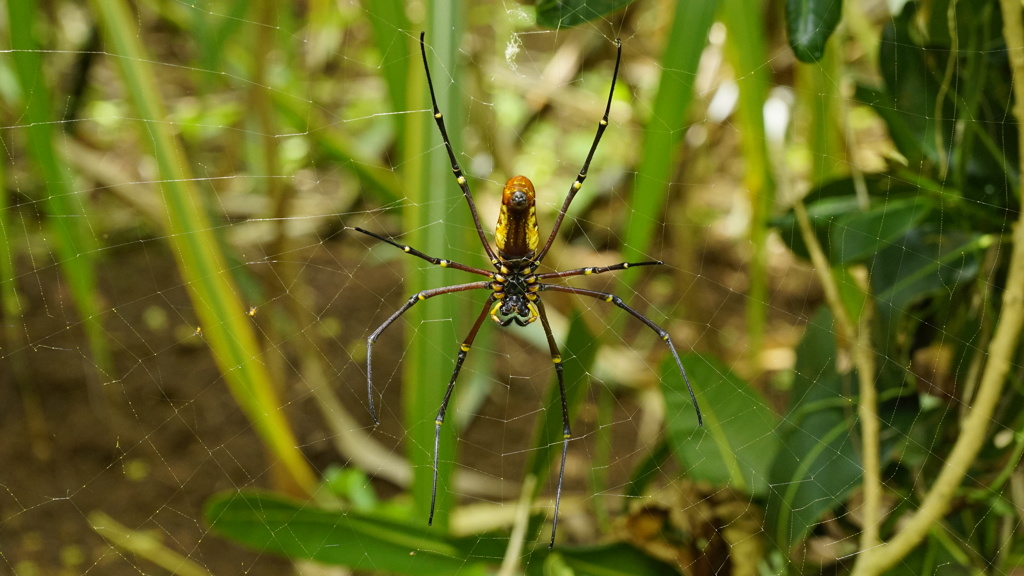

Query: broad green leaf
[786,0,843,62]
[872,229,986,314]
[535,0,635,28]
[829,197,932,264]
[664,353,778,496]
[772,175,893,261]
[526,545,681,576]
[765,310,861,547]
[208,492,678,575]
[875,3,951,168]
[205,491,494,574]
[870,228,987,372]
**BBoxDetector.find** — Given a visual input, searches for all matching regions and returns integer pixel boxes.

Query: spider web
[1,0,1021,574]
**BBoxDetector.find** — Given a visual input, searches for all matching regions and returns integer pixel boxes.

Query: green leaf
[723,0,776,361]
[872,3,951,168]
[829,197,932,265]
[765,309,861,546]
[535,0,636,28]
[772,176,878,260]
[404,12,468,530]
[772,175,936,264]
[873,229,986,311]
[361,0,410,144]
[785,0,843,62]
[527,544,682,576]
[871,228,988,361]
[664,354,778,496]
[205,491,493,574]
[623,438,671,502]
[208,492,678,575]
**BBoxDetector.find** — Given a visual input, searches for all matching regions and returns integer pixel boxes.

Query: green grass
[89,0,317,495]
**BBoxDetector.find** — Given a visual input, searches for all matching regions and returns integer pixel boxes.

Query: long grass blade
[622,1,717,267]
[89,0,317,495]
[361,0,411,147]
[7,0,112,378]
[723,0,775,366]
[403,9,466,529]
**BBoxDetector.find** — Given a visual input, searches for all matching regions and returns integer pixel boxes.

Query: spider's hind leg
[535,299,571,548]
[429,296,494,526]
[541,284,702,426]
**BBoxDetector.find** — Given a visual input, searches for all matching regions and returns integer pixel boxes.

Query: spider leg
[419,32,499,265]
[429,296,494,526]
[354,227,495,277]
[366,280,492,424]
[536,259,662,281]
[535,298,570,548]
[540,284,702,426]
[536,38,622,263]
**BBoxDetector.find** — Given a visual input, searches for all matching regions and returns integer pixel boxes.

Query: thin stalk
[793,201,882,551]
[854,293,880,549]
[497,475,537,576]
[90,512,216,576]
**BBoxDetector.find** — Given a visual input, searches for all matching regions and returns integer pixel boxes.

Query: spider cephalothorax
[355,33,702,548]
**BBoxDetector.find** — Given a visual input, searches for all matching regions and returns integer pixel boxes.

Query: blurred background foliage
[3,0,1024,574]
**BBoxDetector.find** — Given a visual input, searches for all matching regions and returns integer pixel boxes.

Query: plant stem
[854,293,880,550]
[90,512,216,576]
[793,202,883,552]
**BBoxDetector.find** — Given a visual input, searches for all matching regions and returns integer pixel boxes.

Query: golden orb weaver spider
[355,32,702,547]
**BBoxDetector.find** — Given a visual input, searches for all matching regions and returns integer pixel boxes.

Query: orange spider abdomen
[494,175,538,262]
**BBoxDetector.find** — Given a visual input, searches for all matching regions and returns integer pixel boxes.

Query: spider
[356,32,702,547]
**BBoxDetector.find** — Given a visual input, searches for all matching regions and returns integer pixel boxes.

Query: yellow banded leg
[430,297,494,526]
[535,299,571,547]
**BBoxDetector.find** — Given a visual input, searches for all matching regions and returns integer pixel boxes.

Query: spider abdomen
[494,175,538,262]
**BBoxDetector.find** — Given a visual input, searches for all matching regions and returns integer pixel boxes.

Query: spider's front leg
[365,280,491,423]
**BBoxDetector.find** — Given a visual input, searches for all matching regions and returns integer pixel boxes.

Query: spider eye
[510,190,529,209]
